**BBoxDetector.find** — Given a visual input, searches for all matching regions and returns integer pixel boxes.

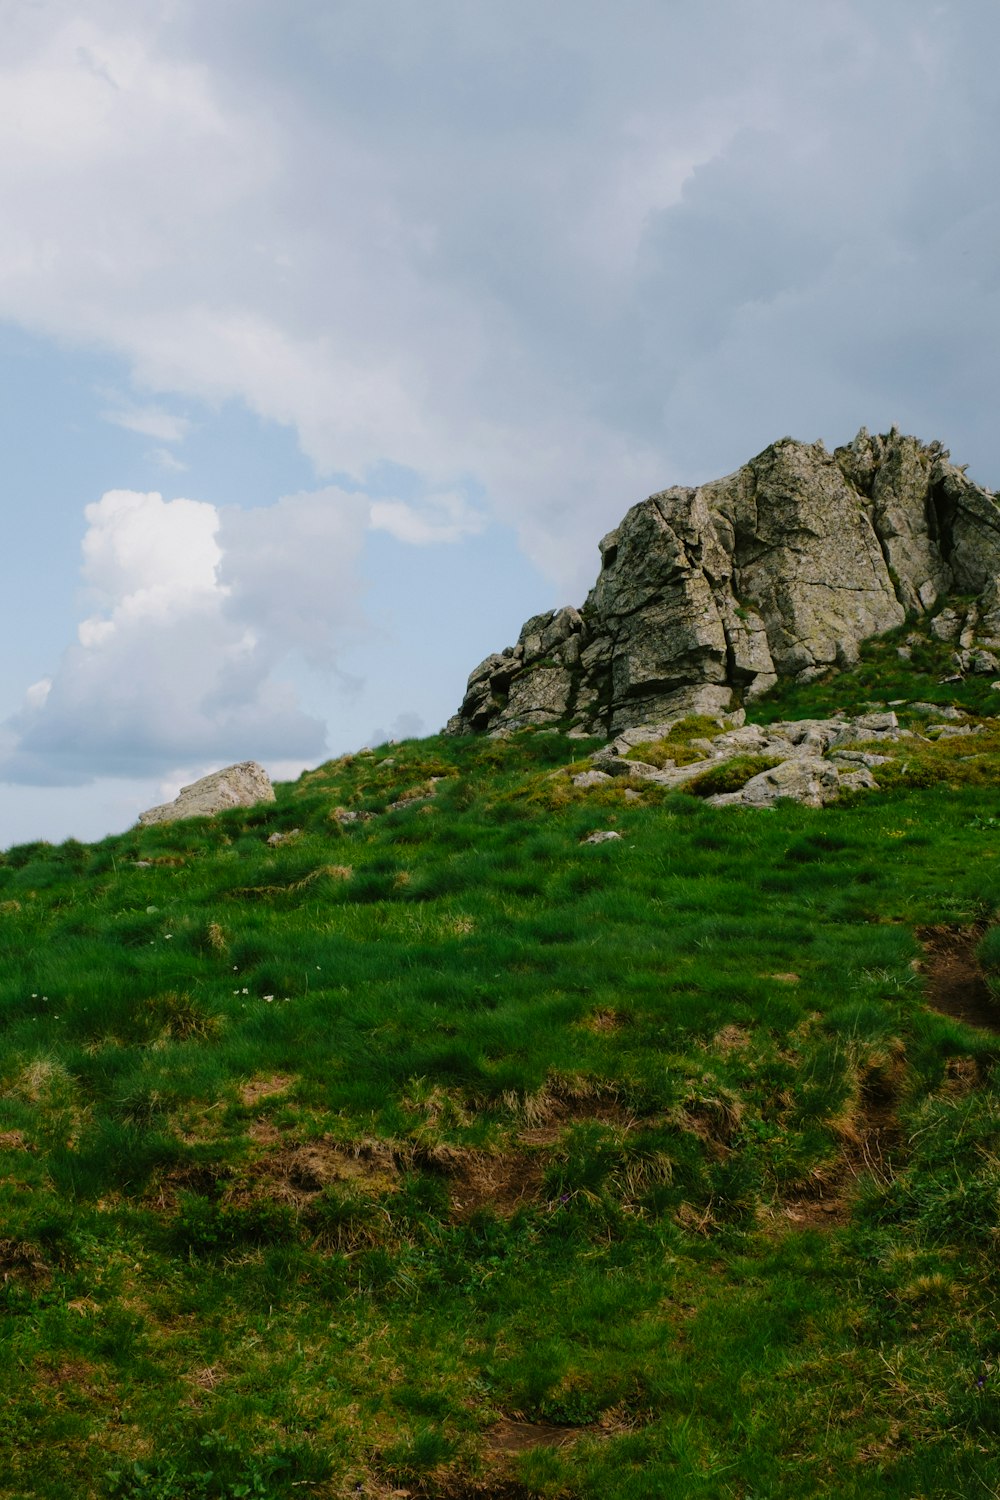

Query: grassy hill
[4,631,1000,1498]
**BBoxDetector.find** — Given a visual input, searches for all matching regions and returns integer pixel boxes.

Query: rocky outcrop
[447,429,1000,738]
[137,762,275,826]
[575,710,906,809]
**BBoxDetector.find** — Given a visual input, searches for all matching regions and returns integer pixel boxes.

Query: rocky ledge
[447,428,1000,738]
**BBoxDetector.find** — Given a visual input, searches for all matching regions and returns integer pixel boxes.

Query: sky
[0,0,998,847]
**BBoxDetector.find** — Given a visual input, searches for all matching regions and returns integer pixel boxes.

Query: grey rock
[959,648,1000,676]
[910,702,963,719]
[959,605,980,650]
[572,770,613,788]
[590,752,679,782]
[572,709,896,810]
[583,830,622,844]
[708,756,844,810]
[138,762,275,827]
[928,723,983,739]
[332,806,372,825]
[448,428,1000,740]
[930,609,963,642]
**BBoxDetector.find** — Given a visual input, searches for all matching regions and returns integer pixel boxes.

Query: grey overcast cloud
[0,0,997,842]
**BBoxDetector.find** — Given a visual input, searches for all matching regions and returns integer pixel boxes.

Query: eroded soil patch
[483,1417,602,1454]
[778,1062,902,1230]
[916,922,1000,1033]
[239,1072,296,1107]
[230,1136,399,1208]
[419,1143,546,1219]
[0,1237,49,1285]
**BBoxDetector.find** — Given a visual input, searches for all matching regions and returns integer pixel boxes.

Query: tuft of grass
[685,754,783,797]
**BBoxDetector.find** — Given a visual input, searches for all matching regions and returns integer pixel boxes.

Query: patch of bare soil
[147,1159,230,1211]
[0,1237,49,1285]
[418,1144,546,1219]
[483,1417,601,1453]
[363,1480,537,1500]
[915,922,1000,1034]
[229,1136,400,1208]
[778,1063,902,1231]
[35,1357,100,1391]
[240,1073,296,1107]
[516,1097,635,1148]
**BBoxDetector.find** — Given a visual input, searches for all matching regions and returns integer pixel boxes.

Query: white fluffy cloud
[0,485,370,783]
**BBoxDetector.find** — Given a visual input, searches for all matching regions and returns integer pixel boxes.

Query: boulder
[448,428,1000,739]
[706,756,848,809]
[137,762,275,827]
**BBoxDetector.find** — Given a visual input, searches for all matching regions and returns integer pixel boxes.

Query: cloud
[0,0,996,606]
[366,710,427,747]
[369,491,486,546]
[101,404,192,443]
[0,484,370,784]
[218,486,371,669]
[150,447,189,472]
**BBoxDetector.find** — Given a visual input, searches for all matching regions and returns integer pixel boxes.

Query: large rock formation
[137,762,275,826]
[447,429,1000,737]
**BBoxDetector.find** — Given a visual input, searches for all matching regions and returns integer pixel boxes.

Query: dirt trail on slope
[781,924,1000,1232]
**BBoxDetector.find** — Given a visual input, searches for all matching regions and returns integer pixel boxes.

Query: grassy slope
[3,633,1000,1498]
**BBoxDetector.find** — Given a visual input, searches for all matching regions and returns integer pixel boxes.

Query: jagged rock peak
[446,429,1000,738]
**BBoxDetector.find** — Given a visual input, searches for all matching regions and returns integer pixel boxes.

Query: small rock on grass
[583,830,622,844]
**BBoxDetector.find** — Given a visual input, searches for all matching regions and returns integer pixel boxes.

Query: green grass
[3,656,1000,1496]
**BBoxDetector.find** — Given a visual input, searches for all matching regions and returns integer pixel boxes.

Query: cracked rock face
[447,428,1000,738]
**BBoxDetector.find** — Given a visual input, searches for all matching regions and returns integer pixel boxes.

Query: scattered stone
[138,763,275,827]
[910,702,964,719]
[830,750,893,768]
[569,709,898,809]
[959,648,1000,675]
[928,723,983,739]
[572,770,612,788]
[583,830,622,844]
[266,828,300,846]
[331,807,372,825]
[930,608,963,642]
